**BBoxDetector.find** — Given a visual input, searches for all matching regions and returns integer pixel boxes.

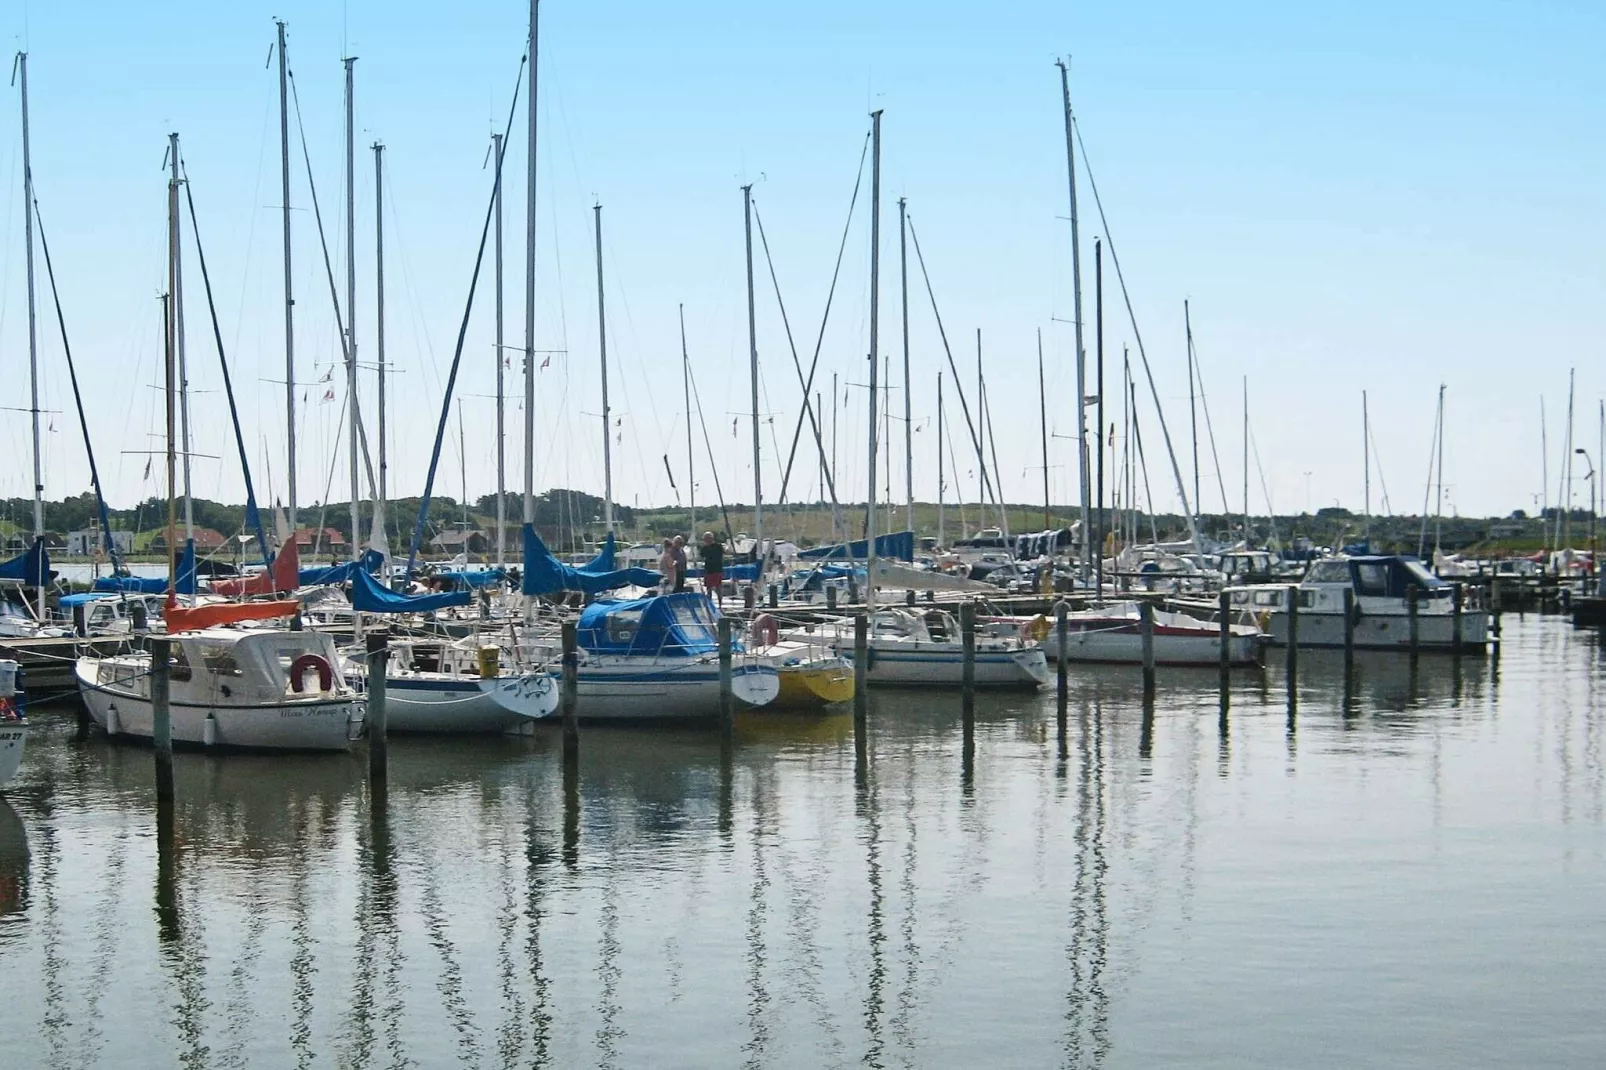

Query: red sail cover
[165,598,300,634]
[210,539,301,597]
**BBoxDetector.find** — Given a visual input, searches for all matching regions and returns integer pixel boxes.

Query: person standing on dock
[672,535,688,593]
[700,532,724,605]
[658,539,676,596]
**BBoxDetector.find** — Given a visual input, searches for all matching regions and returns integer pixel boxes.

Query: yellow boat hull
[773,660,856,708]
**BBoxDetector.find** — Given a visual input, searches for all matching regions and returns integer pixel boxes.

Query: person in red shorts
[699,531,724,605]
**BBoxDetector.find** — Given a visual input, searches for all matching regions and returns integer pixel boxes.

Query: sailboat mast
[1094,237,1105,591]
[490,133,505,567]
[1242,376,1250,545]
[831,371,840,544]
[1434,384,1446,555]
[866,109,882,606]
[1058,59,1091,582]
[1037,330,1049,530]
[1541,396,1550,551]
[899,197,913,533]
[276,22,297,532]
[975,328,987,522]
[343,56,360,561]
[374,141,388,554]
[1564,369,1575,548]
[15,53,43,554]
[680,303,694,536]
[165,147,181,592]
[1362,389,1370,543]
[168,133,194,540]
[742,184,761,570]
[937,371,945,547]
[522,0,540,528]
[593,203,614,533]
[1185,299,1198,523]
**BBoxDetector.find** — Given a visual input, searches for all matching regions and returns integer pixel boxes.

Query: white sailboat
[0,660,26,789]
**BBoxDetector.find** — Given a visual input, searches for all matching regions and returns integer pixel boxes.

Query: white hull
[571,660,780,720]
[1042,627,1261,667]
[0,723,23,788]
[76,663,358,752]
[1269,609,1489,651]
[849,643,1050,689]
[384,672,558,734]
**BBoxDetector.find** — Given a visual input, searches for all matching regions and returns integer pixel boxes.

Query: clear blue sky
[1,0,1601,529]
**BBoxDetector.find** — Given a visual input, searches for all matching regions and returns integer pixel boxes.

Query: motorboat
[987,602,1264,667]
[77,623,363,752]
[0,660,25,789]
[803,606,1050,690]
[523,592,779,719]
[1233,555,1489,652]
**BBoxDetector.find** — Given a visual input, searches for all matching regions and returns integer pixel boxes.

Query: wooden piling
[560,621,579,759]
[1284,585,1299,694]
[1342,588,1356,671]
[826,584,838,610]
[1407,585,1420,657]
[717,616,734,735]
[853,612,869,726]
[150,636,174,803]
[743,585,756,611]
[130,600,149,633]
[960,600,977,706]
[1218,588,1232,694]
[1139,599,1156,695]
[72,603,87,639]
[1055,600,1069,717]
[767,583,778,609]
[1451,583,1464,653]
[366,631,390,787]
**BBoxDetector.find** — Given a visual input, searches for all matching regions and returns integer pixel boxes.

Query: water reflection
[0,798,27,921]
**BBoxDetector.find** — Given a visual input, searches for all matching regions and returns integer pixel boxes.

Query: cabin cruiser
[1232,555,1488,652]
[77,625,363,751]
[986,602,1264,667]
[0,660,25,789]
[802,606,1051,690]
[1215,550,1279,586]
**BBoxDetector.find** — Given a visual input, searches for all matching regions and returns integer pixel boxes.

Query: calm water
[1,613,1602,1068]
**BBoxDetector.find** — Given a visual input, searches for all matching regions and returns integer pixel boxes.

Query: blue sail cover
[299,548,386,588]
[349,566,470,613]
[792,563,865,592]
[576,592,741,657]
[797,530,915,562]
[581,532,617,572]
[439,568,505,589]
[93,540,197,594]
[686,563,759,582]
[0,541,56,585]
[521,525,659,596]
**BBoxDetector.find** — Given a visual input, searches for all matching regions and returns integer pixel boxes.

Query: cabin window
[1306,561,1351,585]
[169,646,194,683]
[605,610,643,645]
[1355,562,1389,597]
[198,643,242,676]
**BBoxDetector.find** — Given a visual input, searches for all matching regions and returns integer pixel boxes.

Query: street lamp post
[1576,448,1596,582]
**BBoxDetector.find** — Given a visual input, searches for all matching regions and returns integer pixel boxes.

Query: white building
[67,529,135,556]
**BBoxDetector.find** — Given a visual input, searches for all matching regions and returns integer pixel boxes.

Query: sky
[0,0,1602,533]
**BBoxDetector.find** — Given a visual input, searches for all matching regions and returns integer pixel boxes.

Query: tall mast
[1058,59,1091,582]
[866,109,882,606]
[1094,237,1105,591]
[14,53,43,557]
[275,22,297,532]
[1434,384,1446,555]
[343,55,360,561]
[169,133,194,540]
[899,197,913,533]
[374,141,388,552]
[1242,377,1250,546]
[1362,389,1370,543]
[680,303,693,537]
[593,203,613,533]
[936,371,945,547]
[742,184,761,569]
[1185,299,1198,524]
[165,146,180,593]
[522,0,540,528]
[1541,396,1550,551]
[490,133,506,567]
[1564,368,1575,548]
[831,371,840,543]
[975,328,987,522]
[1037,330,1049,530]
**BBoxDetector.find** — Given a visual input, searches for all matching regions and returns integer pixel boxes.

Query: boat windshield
[1305,560,1351,585]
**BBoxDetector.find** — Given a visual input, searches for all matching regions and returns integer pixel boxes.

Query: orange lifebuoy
[288,653,334,694]
[751,613,779,647]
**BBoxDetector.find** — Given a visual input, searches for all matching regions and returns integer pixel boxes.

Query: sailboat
[0,659,25,789]
[76,132,363,753]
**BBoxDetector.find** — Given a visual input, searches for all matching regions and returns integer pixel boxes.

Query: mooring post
[1342,588,1356,671]
[960,600,977,712]
[767,583,778,609]
[826,584,838,611]
[366,630,389,788]
[1451,583,1464,654]
[717,616,734,736]
[905,589,915,606]
[1218,587,1232,692]
[1139,599,1156,696]
[853,611,869,727]
[1285,585,1299,697]
[1055,599,1069,723]
[151,636,174,803]
[72,602,87,639]
[744,585,756,611]
[561,621,579,761]
[130,600,148,634]
[1407,585,1420,658]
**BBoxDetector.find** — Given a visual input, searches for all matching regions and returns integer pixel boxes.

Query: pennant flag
[540,354,551,370]
[319,368,333,383]
[143,457,152,480]
[322,388,335,402]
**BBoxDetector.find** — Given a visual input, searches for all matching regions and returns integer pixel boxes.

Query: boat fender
[1024,614,1052,643]
[751,614,779,647]
[289,653,334,694]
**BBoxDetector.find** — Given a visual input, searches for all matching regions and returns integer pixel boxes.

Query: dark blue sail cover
[438,568,505,589]
[349,565,470,613]
[520,525,659,596]
[299,548,386,588]
[582,532,617,572]
[576,592,741,657]
[797,530,915,562]
[0,541,56,585]
[92,539,195,594]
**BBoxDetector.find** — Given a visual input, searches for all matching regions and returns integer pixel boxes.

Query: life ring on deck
[751,613,779,647]
[288,653,334,694]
